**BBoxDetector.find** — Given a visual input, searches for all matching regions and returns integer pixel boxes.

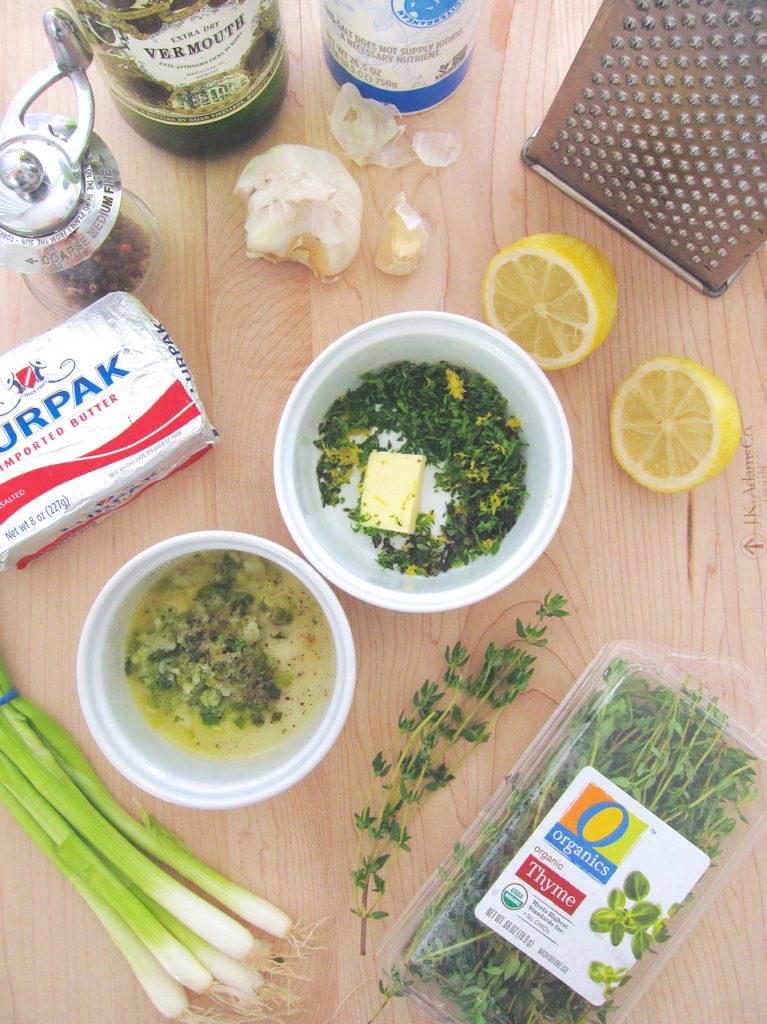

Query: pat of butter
[361,450,426,533]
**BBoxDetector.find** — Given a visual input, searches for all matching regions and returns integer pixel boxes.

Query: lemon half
[482,233,619,370]
[610,356,742,493]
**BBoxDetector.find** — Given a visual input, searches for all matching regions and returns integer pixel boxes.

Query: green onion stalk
[0,652,313,1021]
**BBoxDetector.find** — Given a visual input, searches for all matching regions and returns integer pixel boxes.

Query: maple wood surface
[1,3,765,1024]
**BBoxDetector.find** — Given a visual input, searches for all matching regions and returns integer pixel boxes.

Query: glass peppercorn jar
[0,9,159,317]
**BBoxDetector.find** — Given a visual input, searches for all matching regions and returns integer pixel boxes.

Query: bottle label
[320,0,483,113]
[474,766,710,1006]
[70,0,284,126]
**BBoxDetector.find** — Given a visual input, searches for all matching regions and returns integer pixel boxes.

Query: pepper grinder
[0,8,160,317]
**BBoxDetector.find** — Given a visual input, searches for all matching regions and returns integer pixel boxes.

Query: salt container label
[321,0,484,112]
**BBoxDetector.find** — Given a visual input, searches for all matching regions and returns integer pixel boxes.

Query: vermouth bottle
[65,0,287,158]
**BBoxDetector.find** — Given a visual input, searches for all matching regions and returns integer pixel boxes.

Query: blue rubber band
[0,687,20,706]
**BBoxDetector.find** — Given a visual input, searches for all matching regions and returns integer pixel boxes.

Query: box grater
[522,0,766,296]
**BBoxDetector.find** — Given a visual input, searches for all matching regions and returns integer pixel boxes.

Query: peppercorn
[51,209,153,310]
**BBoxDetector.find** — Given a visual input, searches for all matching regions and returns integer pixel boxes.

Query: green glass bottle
[65,0,287,158]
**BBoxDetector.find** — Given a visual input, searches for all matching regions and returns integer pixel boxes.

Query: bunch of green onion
[0,654,305,1021]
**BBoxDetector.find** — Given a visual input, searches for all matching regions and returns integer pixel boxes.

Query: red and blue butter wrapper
[0,291,217,570]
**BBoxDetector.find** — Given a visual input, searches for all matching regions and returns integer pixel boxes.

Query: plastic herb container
[377,641,767,1024]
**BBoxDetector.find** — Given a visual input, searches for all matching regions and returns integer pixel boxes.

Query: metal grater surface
[522,0,767,295]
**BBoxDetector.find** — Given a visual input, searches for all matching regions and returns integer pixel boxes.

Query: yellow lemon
[482,233,618,370]
[610,356,742,493]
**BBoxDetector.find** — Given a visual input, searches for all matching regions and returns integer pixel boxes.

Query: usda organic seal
[502,883,528,911]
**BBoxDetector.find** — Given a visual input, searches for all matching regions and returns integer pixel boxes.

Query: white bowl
[77,531,356,809]
[273,312,572,613]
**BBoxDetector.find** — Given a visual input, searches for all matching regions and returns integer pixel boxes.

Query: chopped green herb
[315,360,528,576]
[125,551,290,733]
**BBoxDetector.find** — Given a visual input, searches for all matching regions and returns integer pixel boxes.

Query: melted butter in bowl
[77,531,356,808]
[125,550,336,759]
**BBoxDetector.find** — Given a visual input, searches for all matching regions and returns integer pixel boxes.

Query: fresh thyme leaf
[315,360,528,576]
[352,593,567,955]
[379,654,760,1023]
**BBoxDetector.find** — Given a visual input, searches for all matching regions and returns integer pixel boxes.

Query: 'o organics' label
[474,766,710,1005]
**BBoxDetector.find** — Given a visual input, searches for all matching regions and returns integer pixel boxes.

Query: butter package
[0,292,217,570]
[378,642,767,1024]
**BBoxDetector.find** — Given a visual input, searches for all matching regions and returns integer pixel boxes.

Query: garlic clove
[374,193,429,276]
[328,83,415,168]
[235,144,363,279]
[411,131,462,167]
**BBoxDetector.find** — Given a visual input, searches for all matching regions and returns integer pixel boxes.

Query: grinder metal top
[0,8,122,277]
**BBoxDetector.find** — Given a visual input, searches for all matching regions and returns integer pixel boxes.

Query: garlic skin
[412,131,462,168]
[328,83,415,168]
[234,144,363,279]
[327,84,463,171]
[374,193,429,276]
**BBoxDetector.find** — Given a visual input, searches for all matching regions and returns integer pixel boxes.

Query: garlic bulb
[374,193,429,276]
[234,144,363,279]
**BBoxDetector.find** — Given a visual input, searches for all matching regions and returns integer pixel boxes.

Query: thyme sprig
[315,360,528,576]
[352,593,567,955]
[377,656,760,1024]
